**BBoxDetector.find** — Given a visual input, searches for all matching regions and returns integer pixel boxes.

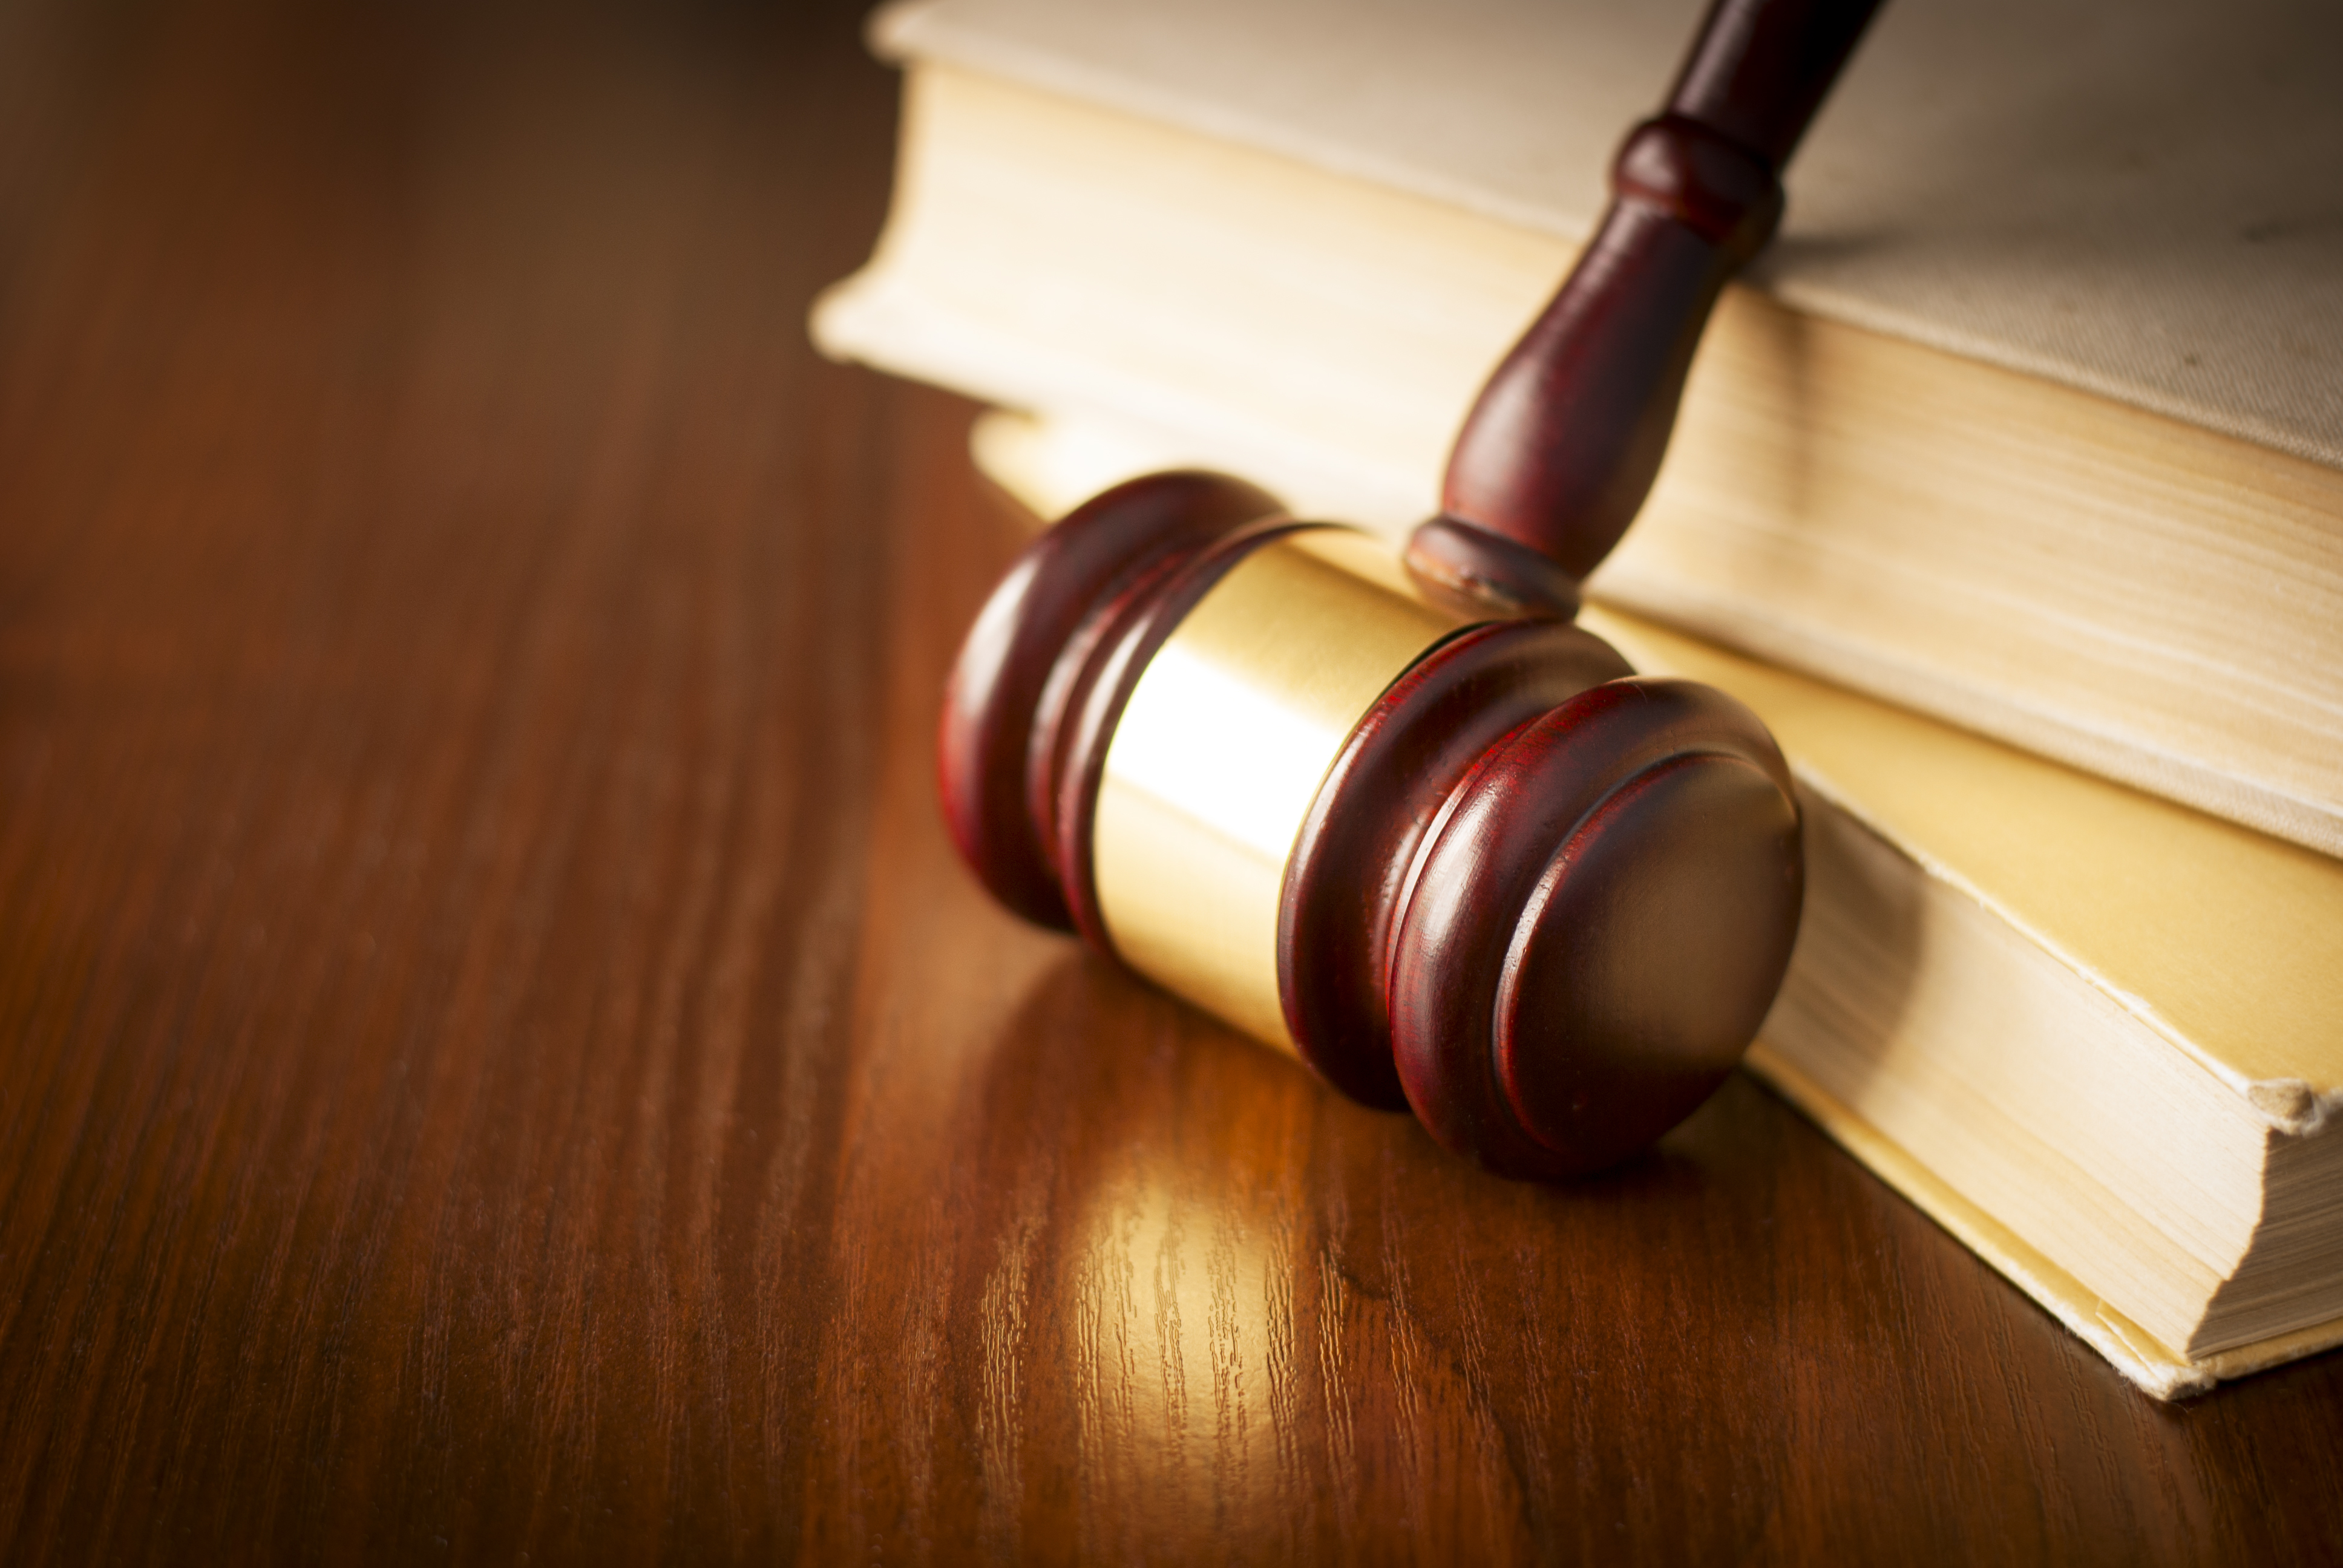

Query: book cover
[816,0,2343,853]
[811,0,2343,1394]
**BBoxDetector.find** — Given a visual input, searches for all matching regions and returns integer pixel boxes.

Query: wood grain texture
[2,0,2342,1561]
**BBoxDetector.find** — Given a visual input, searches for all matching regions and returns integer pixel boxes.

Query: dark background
[2,0,2339,1560]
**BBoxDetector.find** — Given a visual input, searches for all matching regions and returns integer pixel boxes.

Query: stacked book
[812,0,2343,1397]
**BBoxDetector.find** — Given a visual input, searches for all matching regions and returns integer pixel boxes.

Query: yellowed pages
[1581,608,2343,1119]
[957,400,2343,1108]
[960,435,2343,1387]
[813,67,2343,855]
[1752,1047,2343,1400]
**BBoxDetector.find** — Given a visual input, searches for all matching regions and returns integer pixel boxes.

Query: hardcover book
[811,0,2343,1394]
[815,0,2343,854]
[969,428,2343,1399]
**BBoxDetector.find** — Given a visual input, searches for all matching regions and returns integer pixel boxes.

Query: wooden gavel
[939,0,1883,1178]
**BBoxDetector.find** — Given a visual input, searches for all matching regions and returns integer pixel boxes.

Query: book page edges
[923,394,2343,1122]
[1579,607,2343,1135]
[1777,759,2343,1143]
[866,13,2343,469]
[1747,1046,2343,1400]
[807,67,2343,867]
[1582,574,2343,867]
[814,69,2343,1112]
[939,395,2343,1398]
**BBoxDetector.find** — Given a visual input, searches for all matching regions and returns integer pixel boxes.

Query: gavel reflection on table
[939,0,1884,1179]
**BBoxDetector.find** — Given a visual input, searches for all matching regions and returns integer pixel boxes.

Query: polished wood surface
[5,0,2343,1560]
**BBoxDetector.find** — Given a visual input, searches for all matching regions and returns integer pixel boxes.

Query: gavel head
[940,470,1804,1178]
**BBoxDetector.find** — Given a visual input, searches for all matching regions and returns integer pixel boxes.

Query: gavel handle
[1405,0,1883,616]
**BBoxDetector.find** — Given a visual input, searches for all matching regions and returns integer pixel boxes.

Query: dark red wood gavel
[939,0,1882,1178]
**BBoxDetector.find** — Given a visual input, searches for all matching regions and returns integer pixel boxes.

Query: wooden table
[3,0,2338,1560]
